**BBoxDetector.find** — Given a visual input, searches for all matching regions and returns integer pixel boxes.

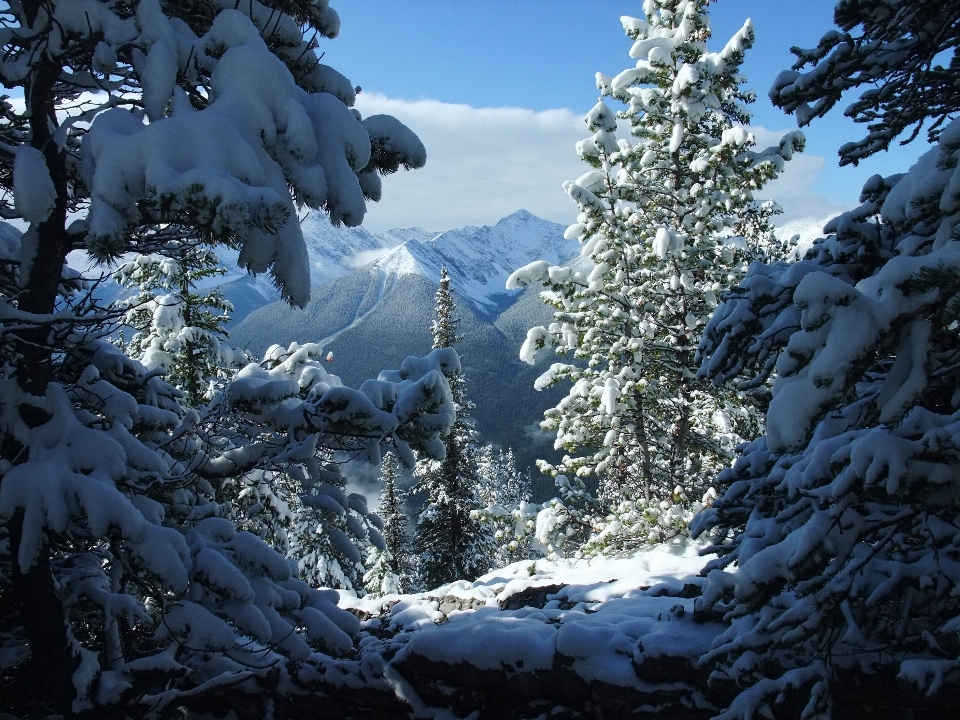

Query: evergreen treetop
[114,247,247,405]
[508,0,800,522]
[431,267,462,351]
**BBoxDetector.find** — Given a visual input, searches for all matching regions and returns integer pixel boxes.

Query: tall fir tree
[693,1,960,716]
[508,0,802,547]
[412,268,492,588]
[364,451,408,595]
[114,246,247,406]
[380,451,410,580]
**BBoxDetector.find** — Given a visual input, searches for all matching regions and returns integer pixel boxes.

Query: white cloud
[357,94,851,234]
[346,247,393,267]
[356,93,586,232]
[749,126,853,225]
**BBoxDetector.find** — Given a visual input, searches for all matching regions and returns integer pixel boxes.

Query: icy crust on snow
[80,5,424,308]
[340,539,722,687]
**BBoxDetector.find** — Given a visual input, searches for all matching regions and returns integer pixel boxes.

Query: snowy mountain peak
[495,208,539,227]
[213,213,437,301]
[371,210,576,315]
[375,243,430,278]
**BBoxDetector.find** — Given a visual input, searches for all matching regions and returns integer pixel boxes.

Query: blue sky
[322,0,929,232]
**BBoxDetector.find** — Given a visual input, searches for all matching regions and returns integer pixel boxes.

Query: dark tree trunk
[3,21,82,712]
[8,511,78,714]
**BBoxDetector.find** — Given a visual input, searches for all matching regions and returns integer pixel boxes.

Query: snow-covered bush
[473,446,539,565]
[530,474,599,559]
[0,0,428,714]
[527,474,716,560]
[694,2,960,716]
[579,484,715,557]
[509,0,798,551]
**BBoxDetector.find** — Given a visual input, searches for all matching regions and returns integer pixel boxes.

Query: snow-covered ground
[338,539,725,716]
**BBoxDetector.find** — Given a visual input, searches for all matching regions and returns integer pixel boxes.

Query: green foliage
[364,451,408,595]
[511,0,797,549]
[412,269,493,589]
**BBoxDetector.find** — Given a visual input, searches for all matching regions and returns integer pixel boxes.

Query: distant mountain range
[369,209,576,317]
[228,210,580,494]
[210,217,437,326]
[51,209,839,498]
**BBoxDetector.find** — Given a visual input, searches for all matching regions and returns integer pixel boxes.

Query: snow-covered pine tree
[0,1,438,715]
[412,268,492,588]
[693,2,960,716]
[476,446,530,509]
[362,543,396,598]
[770,0,960,167]
[113,246,247,405]
[364,451,407,595]
[507,0,802,551]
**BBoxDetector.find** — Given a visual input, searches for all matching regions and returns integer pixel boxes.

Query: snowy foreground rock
[339,539,717,718]
[304,538,956,719]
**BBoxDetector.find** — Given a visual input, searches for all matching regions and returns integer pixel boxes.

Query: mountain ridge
[228,210,578,491]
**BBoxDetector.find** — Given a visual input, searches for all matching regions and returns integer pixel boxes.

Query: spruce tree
[379,451,410,580]
[364,451,408,595]
[412,268,491,588]
[114,246,247,405]
[693,1,960,715]
[508,0,802,548]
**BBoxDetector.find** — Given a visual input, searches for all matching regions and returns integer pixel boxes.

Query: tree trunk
[8,511,79,713]
[634,393,654,502]
[3,30,82,712]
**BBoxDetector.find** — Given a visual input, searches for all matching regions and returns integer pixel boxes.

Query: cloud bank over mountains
[356,93,852,234]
